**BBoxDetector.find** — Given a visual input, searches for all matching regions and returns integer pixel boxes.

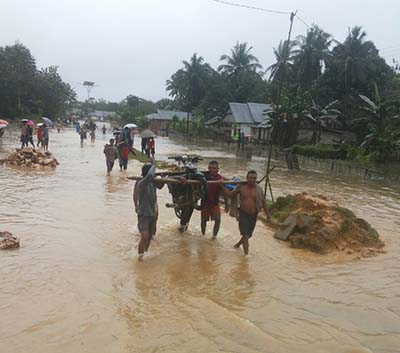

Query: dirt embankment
[0,147,59,168]
[266,193,385,257]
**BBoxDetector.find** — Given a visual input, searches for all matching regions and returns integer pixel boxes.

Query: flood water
[1,128,400,353]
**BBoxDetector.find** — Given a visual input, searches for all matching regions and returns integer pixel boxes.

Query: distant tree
[325,26,393,97]
[266,40,296,83]
[293,25,332,91]
[218,42,262,75]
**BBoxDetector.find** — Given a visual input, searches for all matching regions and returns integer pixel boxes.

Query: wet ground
[1,128,399,353]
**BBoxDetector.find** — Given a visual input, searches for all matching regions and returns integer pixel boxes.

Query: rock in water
[0,147,59,168]
[0,231,20,250]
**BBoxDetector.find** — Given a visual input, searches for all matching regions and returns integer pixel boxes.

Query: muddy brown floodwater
[1,128,400,353]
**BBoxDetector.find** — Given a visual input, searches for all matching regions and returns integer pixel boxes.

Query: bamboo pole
[127,176,262,185]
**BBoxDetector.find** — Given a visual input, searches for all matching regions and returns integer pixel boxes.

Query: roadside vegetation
[1,24,400,164]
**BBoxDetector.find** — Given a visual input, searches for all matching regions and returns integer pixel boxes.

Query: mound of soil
[0,231,20,250]
[271,193,385,256]
[0,147,59,168]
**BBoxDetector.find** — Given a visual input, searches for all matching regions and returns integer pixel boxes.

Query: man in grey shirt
[133,160,163,260]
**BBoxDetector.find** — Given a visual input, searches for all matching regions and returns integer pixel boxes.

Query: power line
[212,0,290,15]
[212,0,311,29]
[296,14,311,29]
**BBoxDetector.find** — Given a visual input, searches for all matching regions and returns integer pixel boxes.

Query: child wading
[103,139,119,175]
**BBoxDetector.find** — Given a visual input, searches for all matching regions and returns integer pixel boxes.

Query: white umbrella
[123,123,138,129]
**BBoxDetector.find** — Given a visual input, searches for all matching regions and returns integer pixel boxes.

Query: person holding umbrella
[37,123,44,147]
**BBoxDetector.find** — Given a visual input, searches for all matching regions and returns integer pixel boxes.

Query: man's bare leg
[242,235,250,255]
[145,235,152,252]
[212,218,221,238]
[201,220,207,235]
[234,236,243,248]
[138,232,150,260]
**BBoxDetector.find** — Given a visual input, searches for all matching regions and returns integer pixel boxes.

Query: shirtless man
[224,170,270,255]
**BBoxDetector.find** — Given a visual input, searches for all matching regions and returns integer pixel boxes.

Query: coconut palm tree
[182,53,212,109]
[332,26,379,93]
[293,25,332,90]
[218,42,262,75]
[266,40,296,82]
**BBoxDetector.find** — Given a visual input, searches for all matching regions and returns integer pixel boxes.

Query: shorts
[238,209,257,238]
[201,205,221,221]
[137,214,157,237]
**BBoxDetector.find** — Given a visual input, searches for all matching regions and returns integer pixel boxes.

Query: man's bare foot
[234,243,240,249]
[138,253,144,261]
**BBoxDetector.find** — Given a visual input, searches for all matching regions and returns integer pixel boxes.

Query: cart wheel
[174,207,183,219]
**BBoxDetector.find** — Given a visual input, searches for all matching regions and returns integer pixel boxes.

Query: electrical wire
[212,0,291,15]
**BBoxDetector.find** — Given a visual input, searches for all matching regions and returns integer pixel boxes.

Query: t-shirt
[204,172,223,206]
[137,164,157,217]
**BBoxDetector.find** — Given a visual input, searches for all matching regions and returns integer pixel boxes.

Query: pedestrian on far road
[37,125,44,147]
[27,125,35,148]
[80,129,87,146]
[90,130,96,143]
[223,170,271,255]
[103,138,118,175]
[102,124,106,135]
[20,121,28,148]
[42,124,49,151]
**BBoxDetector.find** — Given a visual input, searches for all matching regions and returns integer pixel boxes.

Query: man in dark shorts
[224,170,270,255]
[201,160,227,239]
[133,159,164,261]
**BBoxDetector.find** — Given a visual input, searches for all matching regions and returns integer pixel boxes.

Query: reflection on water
[1,129,399,353]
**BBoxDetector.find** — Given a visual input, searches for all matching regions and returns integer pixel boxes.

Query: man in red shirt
[201,160,227,239]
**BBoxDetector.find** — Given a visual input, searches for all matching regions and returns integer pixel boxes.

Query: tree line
[165,25,400,162]
[0,43,76,120]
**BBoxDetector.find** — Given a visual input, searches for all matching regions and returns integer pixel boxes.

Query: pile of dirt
[0,147,59,168]
[0,231,20,250]
[272,193,385,257]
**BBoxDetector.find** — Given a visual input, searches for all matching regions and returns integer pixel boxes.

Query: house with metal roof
[221,102,273,140]
[146,109,191,135]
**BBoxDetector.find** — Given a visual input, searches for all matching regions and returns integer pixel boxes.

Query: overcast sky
[1,0,399,102]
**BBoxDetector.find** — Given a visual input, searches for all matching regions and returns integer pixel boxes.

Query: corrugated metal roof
[225,102,273,125]
[247,103,272,123]
[157,110,190,120]
[228,103,254,124]
[146,110,190,121]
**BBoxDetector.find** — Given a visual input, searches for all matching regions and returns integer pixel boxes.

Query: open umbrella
[42,117,54,127]
[0,119,9,129]
[27,120,35,127]
[140,129,155,138]
[37,123,44,127]
[123,123,138,129]
[21,118,29,122]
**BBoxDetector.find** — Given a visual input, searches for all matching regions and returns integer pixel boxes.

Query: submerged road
[1,128,400,353]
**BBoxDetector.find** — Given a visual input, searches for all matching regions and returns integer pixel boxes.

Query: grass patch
[335,207,355,219]
[129,148,149,163]
[269,195,297,222]
[340,219,352,234]
[290,144,349,160]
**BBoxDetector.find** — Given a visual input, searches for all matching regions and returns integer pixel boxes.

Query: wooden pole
[127,177,259,185]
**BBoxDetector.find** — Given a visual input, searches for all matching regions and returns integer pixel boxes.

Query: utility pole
[265,11,297,200]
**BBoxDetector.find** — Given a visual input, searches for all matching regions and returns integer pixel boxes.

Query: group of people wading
[103,126,135,174]
[134,159,271,261]
[20,120,49,151]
